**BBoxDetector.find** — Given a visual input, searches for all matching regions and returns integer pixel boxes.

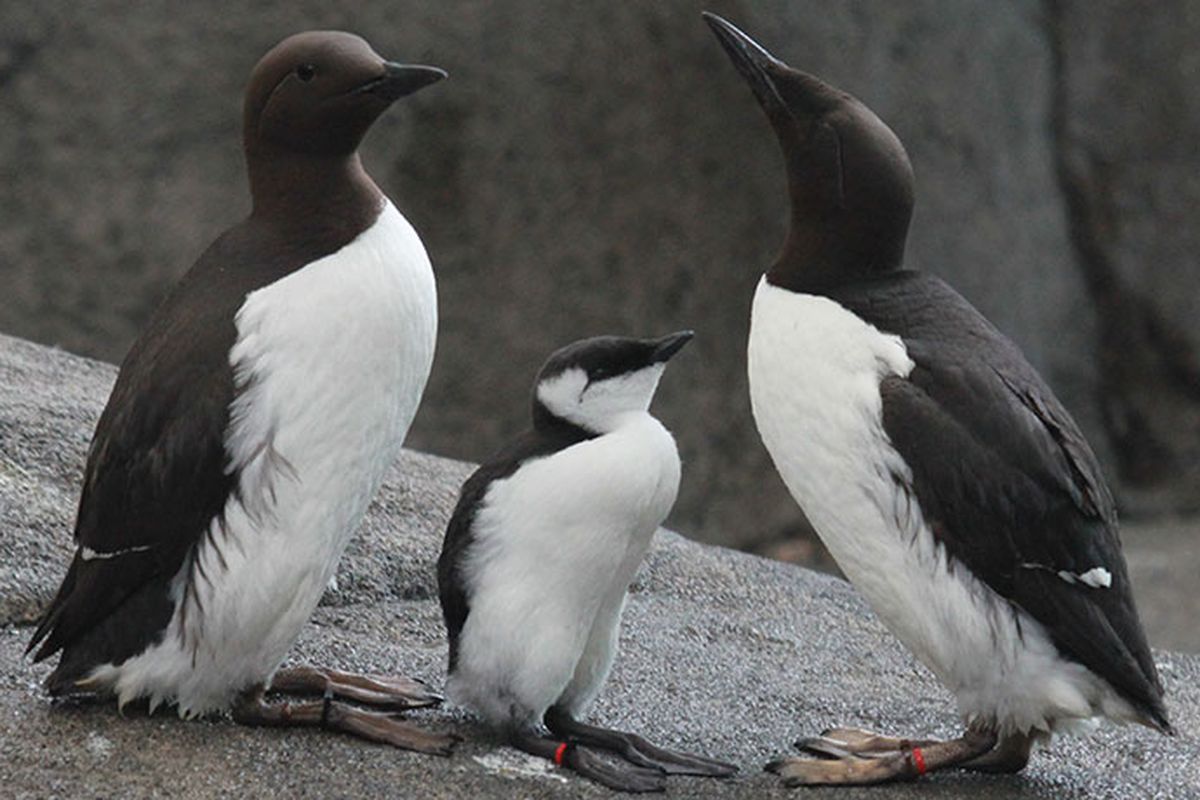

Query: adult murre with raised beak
[438,332,737,793]
[703,12,1170,786]
[28,30,455,753]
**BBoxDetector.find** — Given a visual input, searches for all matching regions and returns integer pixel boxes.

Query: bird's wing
[28,265,241,665]
[29,216,394,674]
[437,422,595,672]
[835,272,1165,726]
[437,472,485,673]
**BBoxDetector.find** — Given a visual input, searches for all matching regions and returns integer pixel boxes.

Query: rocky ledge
[0,333,1196,799]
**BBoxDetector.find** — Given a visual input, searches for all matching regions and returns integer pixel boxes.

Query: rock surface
[1051,0,1200,513]
[1,335,1198,798]
[1,2,1196,548]
[1121,518,1200,654]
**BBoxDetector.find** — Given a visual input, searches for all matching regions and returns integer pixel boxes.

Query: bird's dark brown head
[243,31,445,158]
[238,31,445,219]
[703,13,914,291]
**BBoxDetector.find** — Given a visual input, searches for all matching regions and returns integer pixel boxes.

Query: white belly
[747,276,1133,735]
[95,200,437,716]
[748,278,916,607]
[449,413,680,728]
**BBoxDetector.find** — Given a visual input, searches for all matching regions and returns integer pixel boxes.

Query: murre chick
[437,332,737,793]
[27,30,455,754]
[704,12,1169,786]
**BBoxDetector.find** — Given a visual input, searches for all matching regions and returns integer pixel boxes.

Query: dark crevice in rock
[0,35,43,91]
[1044,1,1200,506]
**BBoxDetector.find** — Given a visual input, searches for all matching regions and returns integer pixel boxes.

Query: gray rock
[1121,518,1200,654]
[7,1,1197,548]
[1,334,1197,798]
[1051,1,1200,513]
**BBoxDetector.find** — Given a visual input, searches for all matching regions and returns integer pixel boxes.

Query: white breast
[449,413,680,728]
[747,276,1137,735]
[747,277,913,587]
[93,199,437,716]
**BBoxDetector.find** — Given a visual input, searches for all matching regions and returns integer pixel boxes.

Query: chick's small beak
[651,331,695,364]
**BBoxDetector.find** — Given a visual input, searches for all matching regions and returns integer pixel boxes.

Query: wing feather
[831,271,1167,727]
[27,237,246,667]
[437,420,595,672]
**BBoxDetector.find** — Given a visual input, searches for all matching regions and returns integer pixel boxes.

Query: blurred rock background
[1,0,1197,556]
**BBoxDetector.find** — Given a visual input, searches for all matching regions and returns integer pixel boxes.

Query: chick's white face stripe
[536,364,666,434]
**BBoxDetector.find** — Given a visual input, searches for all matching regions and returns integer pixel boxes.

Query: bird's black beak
[650,331,695,364]
[702,12,789,119]
[353,62,447,101]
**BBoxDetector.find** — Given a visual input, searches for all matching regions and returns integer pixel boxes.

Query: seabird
[28,30,454,754]
[704,11,1169,785]
[438,332,737,792]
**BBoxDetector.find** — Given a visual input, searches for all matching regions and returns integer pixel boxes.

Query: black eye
[296,64,316,82]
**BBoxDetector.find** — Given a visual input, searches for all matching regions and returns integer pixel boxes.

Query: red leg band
[911,746,927,776]
[554,742,569,766]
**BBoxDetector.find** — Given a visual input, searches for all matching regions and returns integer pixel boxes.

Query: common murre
[28,30,454,754]
[704,11,1169,785]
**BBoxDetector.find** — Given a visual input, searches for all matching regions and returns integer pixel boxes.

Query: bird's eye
[296,64,317,82]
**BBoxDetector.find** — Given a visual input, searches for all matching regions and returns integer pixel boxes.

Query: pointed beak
[353,62,447,101]
[702,12,789,118]
[650,330,695,364]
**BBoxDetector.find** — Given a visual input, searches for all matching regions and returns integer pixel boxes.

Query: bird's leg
[544,706,737,777]
[959,731,1034,774]
[267,665,442,710]
[797,726,941,759]
[799,725,1033,774]
[509,729,666,793]
[232,685,458,756]
[767,727,997,786]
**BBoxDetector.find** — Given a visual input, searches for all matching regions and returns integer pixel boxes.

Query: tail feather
[1142,701,1173,737]
[26,556,81,660]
